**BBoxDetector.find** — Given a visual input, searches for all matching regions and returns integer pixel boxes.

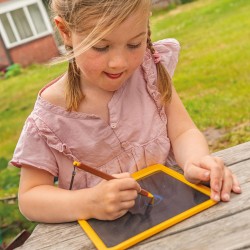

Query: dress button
[110,123,117,128]
[121,142,128,149]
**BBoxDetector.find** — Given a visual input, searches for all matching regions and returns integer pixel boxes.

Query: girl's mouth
[105,72,123,79]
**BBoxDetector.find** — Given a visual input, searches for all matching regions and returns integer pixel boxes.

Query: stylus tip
[148,192,154,199]
[149,197,154,205]
[147,192,154,205]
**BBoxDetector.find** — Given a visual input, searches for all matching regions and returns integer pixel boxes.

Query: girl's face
[70,10,149,93]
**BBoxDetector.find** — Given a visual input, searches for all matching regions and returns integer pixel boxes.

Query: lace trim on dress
[141,49,166,121]
[141,39,180,121]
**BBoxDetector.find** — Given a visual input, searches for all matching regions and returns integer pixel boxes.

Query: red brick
[0,37,10,70]
[9,35,59,67]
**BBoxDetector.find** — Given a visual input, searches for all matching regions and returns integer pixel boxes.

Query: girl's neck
[77,88,113,124]
[76,77,114,123]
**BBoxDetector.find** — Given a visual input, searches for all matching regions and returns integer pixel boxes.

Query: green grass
[151,0,250,149]
[152,0,249,126]
[0,63,67,159]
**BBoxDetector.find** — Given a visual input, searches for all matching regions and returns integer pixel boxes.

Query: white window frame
[0,0,53,49]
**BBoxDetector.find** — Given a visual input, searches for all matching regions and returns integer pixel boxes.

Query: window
[28,4,47,34]
[11,8,33,40]
[0,0,52,48]
[0,13,16,43]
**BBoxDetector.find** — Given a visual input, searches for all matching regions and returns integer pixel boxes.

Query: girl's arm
[19,165,140,223]
[166,88,241,202]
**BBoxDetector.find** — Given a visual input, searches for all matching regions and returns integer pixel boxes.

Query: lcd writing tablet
[78,164,217,249]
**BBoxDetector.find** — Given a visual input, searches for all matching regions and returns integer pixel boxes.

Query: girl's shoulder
[153,38,181,75]
[142,38,180,78]
[40,74,67,109]
[156,38,180,77]
[153,38,180,51]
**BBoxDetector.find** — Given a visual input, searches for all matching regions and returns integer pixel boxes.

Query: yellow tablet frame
[78,164,217,249]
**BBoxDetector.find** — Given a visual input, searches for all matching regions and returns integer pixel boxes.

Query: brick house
[0,0,59,70]
[152,0,178,9]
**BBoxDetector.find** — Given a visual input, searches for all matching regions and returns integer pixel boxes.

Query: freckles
[87,56,105,70]
[79,59,100,73]
[88,63,103,74]
[134,48,146,63]
[131,54,144,67]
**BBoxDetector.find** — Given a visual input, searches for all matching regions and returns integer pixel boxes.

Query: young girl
[11,0,241,223]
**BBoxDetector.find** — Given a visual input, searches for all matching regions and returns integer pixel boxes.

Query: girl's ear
[54,16,72,46]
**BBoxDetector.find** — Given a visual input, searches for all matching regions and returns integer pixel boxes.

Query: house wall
[9,35,59,67]
[152,0,180,8]
[0,36,9,69]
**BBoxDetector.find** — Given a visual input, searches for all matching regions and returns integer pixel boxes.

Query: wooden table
[17,142,250,250]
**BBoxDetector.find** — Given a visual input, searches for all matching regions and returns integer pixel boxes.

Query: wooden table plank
[212,141,250,166]
[18,223,94,250]
[132,209,250,250]
[16,142,250,250]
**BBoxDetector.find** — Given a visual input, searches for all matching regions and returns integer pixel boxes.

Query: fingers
[111,172,141,193]
[220,168,233,201]
[184,164,210,184]
[112,172,131,179]
[220,174,241,202]
[184,156,241,202]
[202,157,224,201]
[105,190,137,220]
[232,174,241,194]
[103,196,136,220]
[117,189,138,203]
[116,176,141,193]
[94,177,139,220]
[106,201,136,220]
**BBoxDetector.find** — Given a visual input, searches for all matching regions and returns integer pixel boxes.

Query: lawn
[0,0,249,245]
[151,0,250,149]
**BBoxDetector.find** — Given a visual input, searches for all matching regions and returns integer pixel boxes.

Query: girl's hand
[183,155,241,202]
[89,173,140,220]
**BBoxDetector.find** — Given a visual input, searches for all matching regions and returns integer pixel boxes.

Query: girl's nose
[108,51,128,69]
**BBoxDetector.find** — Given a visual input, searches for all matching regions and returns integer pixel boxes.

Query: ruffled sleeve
[142,38,180,82]
[153,38,180,77]
[141,38,180,115]
[10,116,58,176]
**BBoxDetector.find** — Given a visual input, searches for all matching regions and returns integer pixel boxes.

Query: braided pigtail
[147,25,173,104]
[65,46,83,111]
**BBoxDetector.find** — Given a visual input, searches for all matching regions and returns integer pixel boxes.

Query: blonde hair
[50,0,172,111]
[147,24,173,104]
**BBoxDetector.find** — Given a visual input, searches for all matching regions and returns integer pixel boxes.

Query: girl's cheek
[132,53,145,66]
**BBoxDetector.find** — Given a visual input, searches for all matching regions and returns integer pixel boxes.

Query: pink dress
[11,38,180,190]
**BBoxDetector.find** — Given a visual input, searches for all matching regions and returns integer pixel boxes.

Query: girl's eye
[92,46,109,52]
[127,43,142,49]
